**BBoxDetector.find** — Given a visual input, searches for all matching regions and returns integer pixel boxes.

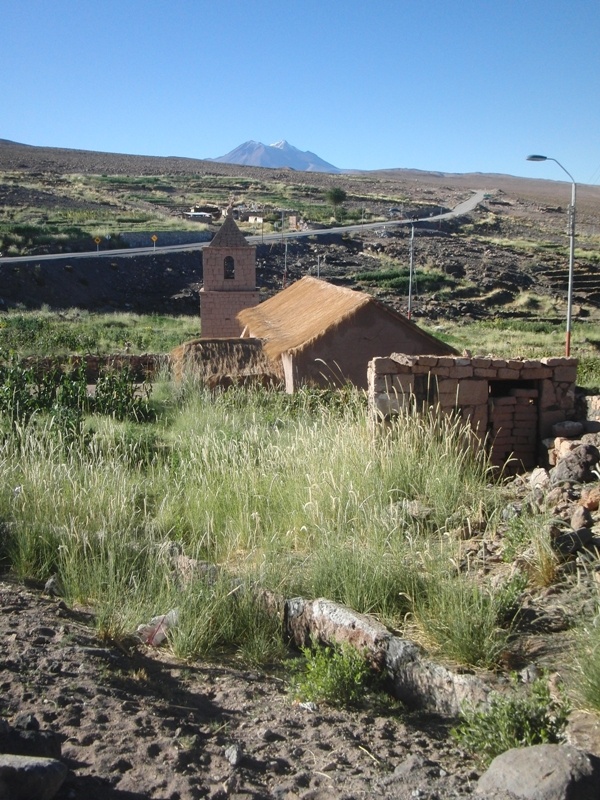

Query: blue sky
[2,0,599,184]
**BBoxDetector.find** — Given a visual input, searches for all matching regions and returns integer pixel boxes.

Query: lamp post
[407,223,415,319]
[526,154,576,357]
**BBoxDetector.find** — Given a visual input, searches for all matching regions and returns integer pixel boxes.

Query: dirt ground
[1,576,485,800]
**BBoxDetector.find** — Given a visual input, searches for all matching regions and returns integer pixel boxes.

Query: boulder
[0,754,67,800]
[550,444,600,486]
[552,420,584,439]
[580,486,600,512]
[570,506,594,530]
[476,744,600,799]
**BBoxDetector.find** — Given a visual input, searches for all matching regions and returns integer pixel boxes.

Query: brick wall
[202,247,256,291]
[201,238,259,337]
[368,354,577,470]
[200,289,261,338]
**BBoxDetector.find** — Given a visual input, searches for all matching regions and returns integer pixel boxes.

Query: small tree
[326,187,347,221]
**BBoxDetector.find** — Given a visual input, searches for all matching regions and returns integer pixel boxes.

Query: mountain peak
[211,140,341,173]
[270,140,291,150]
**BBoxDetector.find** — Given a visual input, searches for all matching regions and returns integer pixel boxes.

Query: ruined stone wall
[368,354,577,469]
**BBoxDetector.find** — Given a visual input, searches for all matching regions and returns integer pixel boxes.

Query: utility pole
[407,224,415,319]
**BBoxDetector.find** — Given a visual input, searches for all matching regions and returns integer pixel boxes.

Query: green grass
[0,308,596,669]
[427,317,600,388]
[452,674,570,766]
[352,265,454,293]
[289,637,376,707]
[0,309,200,355]
[0,376,513,667]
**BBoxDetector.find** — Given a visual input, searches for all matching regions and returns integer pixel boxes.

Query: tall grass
[0,382,509,665]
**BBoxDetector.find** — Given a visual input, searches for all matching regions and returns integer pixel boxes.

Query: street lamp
[407,223,415,319]
[526,154,576,357]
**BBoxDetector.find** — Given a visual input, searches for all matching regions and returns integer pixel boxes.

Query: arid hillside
[1,139,600,324]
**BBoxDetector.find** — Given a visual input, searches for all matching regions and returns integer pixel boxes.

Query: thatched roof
[237,276,451,360]
[209,213,251,249]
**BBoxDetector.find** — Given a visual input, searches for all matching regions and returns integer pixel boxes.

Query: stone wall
[369,354,578,470]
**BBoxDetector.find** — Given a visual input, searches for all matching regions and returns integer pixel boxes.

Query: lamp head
[527,154,548,162]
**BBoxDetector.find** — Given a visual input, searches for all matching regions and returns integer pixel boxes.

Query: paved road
[0,190,486,265]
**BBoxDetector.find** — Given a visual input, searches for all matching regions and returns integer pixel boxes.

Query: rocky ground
[1,575,484,800]
[1,138,600,322]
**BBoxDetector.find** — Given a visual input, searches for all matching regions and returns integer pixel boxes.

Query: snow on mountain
[210,140,341,173]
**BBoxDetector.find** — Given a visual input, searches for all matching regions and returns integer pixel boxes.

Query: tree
[326,187,347,221]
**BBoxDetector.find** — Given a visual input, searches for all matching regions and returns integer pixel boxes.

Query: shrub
[170,576,287,667]
[289,637,375,707]
[452,675,570,766]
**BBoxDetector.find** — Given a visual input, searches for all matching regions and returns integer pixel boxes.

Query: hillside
[1,140,600,326]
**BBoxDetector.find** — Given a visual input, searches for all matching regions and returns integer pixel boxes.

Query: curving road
[0,191,486,265]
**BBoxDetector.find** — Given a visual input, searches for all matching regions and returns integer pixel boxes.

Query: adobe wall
[170,338,282,385]
[285,303,455,392]
[202,246,256,290]
[200,289,261,338]
[368,354,577,470]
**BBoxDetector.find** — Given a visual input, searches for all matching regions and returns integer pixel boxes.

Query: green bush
[289,637,375,707]
[577,356,600,392]
[93,366,152,421]
[452,675,569,766]
[0,358,152,427]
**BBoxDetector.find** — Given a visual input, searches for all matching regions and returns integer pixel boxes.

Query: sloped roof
[208,213,251,249]
[238,276,453,360]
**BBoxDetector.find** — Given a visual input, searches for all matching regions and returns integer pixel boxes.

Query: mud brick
[415,355,439,366]
[436,356,459,367]
[510,388,539,398]
[497,368,520,379]
[371,357,404,373]
[490,396,517,407]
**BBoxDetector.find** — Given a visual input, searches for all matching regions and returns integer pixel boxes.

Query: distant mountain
[210,140,342,173]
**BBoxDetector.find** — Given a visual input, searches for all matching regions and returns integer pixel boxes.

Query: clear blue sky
[2,0,599,184]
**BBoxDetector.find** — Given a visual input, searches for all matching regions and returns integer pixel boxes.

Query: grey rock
[552,420,584,438]
[285,596,491,716]
[570,505,594,530]
[0,722,61,760]
[476,744,600,799]
[43,575,62,597]
[224,742,244,767]
[550,444,600,486]
[0,754,67,800]
[553,527,594,556]
[529,467,550,489]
